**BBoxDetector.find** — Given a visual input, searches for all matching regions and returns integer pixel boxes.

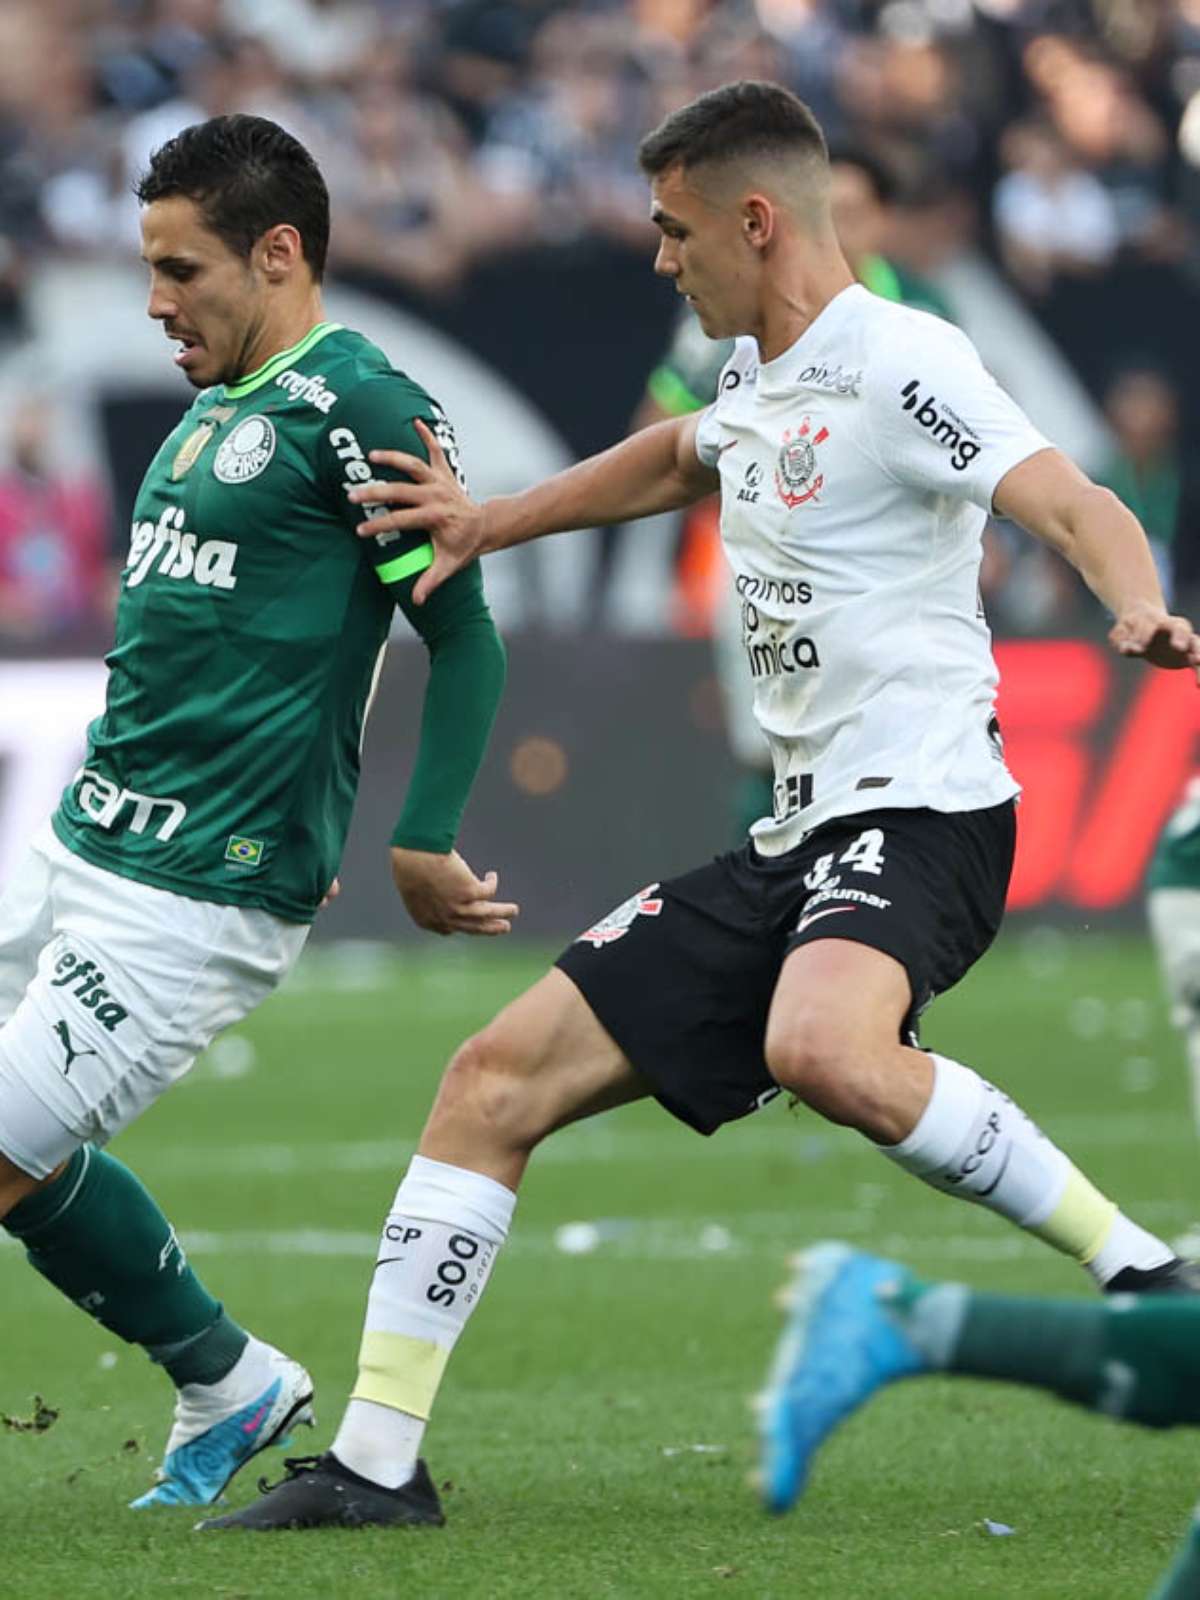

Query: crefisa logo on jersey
[775,418,829,509]
[577,884,663,948]
[214,415,276,484]
[49,947,129,1033]
[275,369,338,413]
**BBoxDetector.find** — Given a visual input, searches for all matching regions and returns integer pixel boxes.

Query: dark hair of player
[136,114,330,281]
[637,81,828,181]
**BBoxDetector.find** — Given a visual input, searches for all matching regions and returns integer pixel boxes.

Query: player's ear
[259,223,304,281]
[743,194,775,252]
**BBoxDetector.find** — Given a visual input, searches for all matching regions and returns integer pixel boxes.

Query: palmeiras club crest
[775,417,829,509]
[577,884,664,948]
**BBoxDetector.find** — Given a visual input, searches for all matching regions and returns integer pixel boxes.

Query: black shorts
[555,803,1015,1137]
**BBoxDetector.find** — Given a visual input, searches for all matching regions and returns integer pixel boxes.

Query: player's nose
[146,282,177,321]
[653,239,678,278]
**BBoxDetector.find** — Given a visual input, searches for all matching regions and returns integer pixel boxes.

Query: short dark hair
[637,81,827,180]
[136,114,329,280]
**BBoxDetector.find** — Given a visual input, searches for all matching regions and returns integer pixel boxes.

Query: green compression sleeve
[390,561,505,853]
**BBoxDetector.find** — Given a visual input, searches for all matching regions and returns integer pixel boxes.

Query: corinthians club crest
[775,418,829,509]
[577,884,664,948]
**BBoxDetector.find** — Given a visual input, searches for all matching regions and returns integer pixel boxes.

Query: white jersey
[695,283,1049,855]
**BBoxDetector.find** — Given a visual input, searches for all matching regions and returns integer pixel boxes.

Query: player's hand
[390,847,518,936]
[1109,601,1200,680]
[348,420,486,605]
[318,877,341,911]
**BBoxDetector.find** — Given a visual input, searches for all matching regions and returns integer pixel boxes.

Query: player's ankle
[150,1309,250,1388]
[1083,1212,1175,1287]
[879,1277,968,1368]
[332,1398,423,1490]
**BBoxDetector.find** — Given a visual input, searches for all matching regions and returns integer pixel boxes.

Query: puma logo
[52,1020,98,1076]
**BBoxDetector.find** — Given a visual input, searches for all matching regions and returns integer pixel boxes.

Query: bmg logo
[900,380,982,472]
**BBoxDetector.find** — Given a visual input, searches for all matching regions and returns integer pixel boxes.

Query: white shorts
[1147,887,1200,1032]
[0,825,309,1178]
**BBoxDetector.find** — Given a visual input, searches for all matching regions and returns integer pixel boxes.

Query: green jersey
[53,321,497,923]
[1148,780,1200,893]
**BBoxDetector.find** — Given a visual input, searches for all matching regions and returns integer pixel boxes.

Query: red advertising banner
[997,641,1199,912]
[1,644,1192,934]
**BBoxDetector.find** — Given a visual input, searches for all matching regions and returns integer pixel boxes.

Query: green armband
[376,541,434,588]
[390,562,505,853]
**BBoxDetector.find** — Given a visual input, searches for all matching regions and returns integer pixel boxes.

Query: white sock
[881,1054,1173,1286]
[332,1154,515,1488]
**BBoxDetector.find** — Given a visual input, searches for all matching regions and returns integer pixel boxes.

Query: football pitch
[2,931,1196,1599]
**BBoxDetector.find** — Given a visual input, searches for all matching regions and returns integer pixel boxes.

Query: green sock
[893,1283,1200,1428]
[4,1145,248,1387]
[1150,1507,1200,1600]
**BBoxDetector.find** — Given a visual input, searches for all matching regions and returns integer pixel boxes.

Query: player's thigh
[765,804,1014,1082]
[555,865,784,1135]
[0,846,306,1179]
[1147,888,1200,1029]
[427,968,649,1147]
[766,937,912,1081]
[0,827,56,1028]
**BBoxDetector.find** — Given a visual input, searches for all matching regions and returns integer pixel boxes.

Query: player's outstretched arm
[348,414,719,604]
[994,448,1200,681]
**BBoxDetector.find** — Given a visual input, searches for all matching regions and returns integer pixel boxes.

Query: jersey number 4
[803,828,886,890]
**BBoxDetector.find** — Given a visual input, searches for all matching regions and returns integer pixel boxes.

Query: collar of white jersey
[755,283,868,397]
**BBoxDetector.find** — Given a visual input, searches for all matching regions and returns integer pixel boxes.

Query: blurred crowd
[1,0,1199,642]
[7,0,1200,302]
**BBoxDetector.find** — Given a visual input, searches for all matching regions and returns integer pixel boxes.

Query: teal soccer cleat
[759,1242,928,1514]
[130,1338,314,1508]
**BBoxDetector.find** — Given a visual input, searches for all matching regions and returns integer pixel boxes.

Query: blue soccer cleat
[758,1242,929,1514]
[130,1337,314,1508]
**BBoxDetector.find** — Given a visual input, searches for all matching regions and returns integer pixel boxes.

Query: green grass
[2,931,1197,1598]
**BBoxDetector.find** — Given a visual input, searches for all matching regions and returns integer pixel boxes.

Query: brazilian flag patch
[224,835,265,868]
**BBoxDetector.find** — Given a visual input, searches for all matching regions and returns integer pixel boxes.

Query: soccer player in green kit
[0,114,512,1508]
[758,1241,1200,1599]
[756,789,1200,1597]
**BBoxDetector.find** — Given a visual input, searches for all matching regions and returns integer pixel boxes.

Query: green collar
[223,321,343,399]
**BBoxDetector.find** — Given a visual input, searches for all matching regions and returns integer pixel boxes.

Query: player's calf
[766,945,1181,1288]
[320,1152,516,1497]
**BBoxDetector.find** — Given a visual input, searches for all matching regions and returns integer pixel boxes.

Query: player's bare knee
[766,1012,836,1094]
[765,1014,872,1125]
[0,1150,63,1222]
[429,1028,542,1151]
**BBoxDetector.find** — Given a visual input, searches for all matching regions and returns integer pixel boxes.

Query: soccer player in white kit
[203,82,1200,1532]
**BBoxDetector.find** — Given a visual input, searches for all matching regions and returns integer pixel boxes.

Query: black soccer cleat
[1105,1257,1200,1296]
[194,1452,446,1532]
